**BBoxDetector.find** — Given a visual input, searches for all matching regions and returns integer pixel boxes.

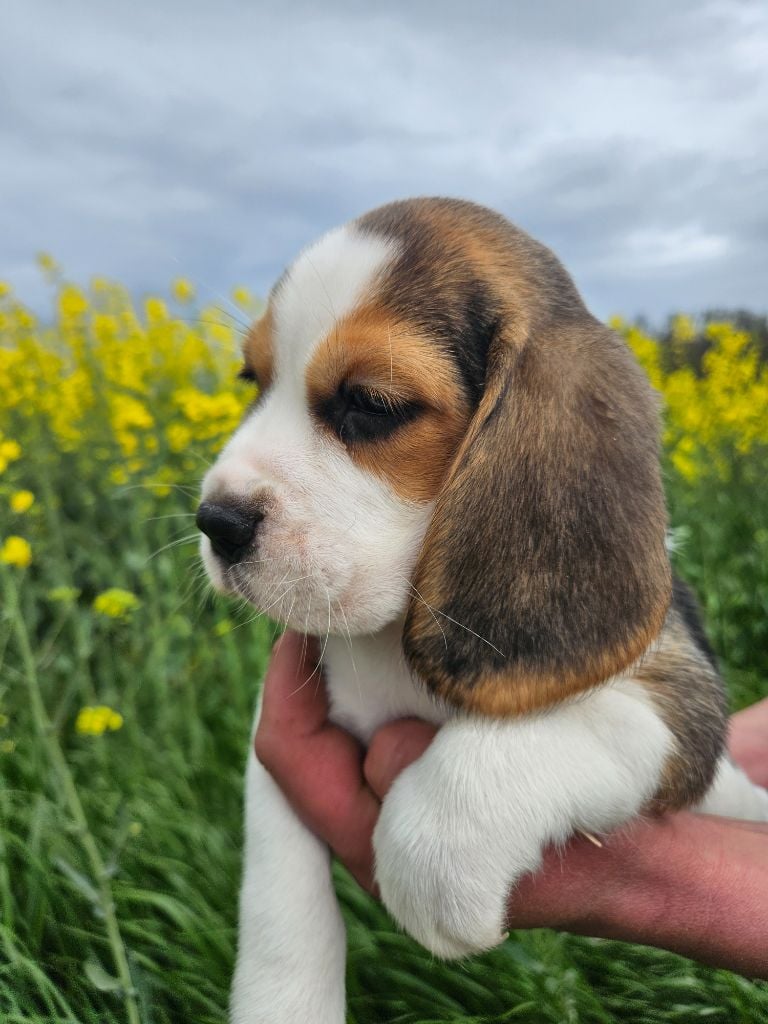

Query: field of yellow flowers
[1,266,767,1024]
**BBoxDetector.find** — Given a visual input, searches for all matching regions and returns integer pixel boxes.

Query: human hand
[255,632,768,977]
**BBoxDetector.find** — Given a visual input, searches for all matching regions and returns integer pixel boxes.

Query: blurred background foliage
[1,267,767,1022]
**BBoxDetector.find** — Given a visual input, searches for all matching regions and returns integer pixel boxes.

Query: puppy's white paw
[372,685,675,960]
[372,758,541,959]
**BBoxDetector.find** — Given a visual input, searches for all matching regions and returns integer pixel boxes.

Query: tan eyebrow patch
[306,303,472,503]
[242,306,275,390]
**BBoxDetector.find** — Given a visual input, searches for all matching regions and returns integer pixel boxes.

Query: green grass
[1,435,767,1023]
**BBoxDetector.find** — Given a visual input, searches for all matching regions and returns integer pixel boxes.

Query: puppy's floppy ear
[403,313,672,716]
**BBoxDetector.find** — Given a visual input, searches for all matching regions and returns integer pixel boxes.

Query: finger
[728,697,768,788]
[696,813,768,835]
[255,631,381,891]
[287,723,381,892]
[730,696,768,733]
[364,719,438,799]
[258,631,327,740]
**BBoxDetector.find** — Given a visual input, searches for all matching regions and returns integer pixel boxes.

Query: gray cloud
[1,0,766,320]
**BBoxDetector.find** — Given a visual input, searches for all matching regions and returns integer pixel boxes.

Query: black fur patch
[637,596,728,812]
[671,575,719,671]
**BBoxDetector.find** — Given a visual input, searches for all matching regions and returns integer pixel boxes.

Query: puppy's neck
[322,620,448,743]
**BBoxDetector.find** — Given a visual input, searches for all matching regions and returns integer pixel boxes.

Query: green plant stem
[3,570,141,1024]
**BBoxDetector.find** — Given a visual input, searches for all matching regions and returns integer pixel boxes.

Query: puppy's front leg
[373,681,673,959]
[231,739,346,1024]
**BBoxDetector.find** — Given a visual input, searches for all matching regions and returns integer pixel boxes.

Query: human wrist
[580,815,697,942]
[505,825,655,935]
[517,815,721,942]
[565,813,768,978]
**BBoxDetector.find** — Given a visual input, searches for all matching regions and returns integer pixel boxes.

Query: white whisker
[391,571,504,657]
[334,596,361,707]
[395,575,447,651]
[145,512,198,523]
[430,609,505,658]
[118,482,201,498]
[145,532,200,561]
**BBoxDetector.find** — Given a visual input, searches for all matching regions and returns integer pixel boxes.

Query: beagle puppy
[197,198,768,1024]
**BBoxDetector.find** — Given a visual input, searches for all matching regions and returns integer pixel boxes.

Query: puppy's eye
[347,386,397,417]
[317,382,422,444]
[237,365,259,386]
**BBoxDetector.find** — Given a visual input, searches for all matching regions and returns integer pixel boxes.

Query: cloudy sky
[2,0,766,321]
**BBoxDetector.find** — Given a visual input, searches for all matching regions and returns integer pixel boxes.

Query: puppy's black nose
[196,501,262,564]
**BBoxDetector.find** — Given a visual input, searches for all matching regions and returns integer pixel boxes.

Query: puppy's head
[199,198,671,715]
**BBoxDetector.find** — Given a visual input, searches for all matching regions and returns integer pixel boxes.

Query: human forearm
[512,813,768,978]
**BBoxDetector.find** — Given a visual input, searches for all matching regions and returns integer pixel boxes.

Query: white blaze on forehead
[271,224,398,375]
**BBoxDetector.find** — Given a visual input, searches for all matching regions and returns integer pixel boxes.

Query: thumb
[363,719,438,799]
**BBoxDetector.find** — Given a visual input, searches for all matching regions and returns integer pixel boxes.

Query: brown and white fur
[197,198,768,1024]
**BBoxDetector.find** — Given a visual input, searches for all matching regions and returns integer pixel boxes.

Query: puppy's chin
[225,571,409,639]
[249,584,409,638]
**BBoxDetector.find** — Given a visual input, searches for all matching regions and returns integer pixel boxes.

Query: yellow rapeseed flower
[145,297,168,322]
[670,313,696,344]
[109,466,129,486]
[0,275,249,478]
[172,278,195,303]
[109,394,154,457]
[0,439,22,463]
[166,423,192,452]
[92,587,141,619]
[92,313,118,344]
[670,436,700,482]
[232,285,254,308]
[14,306,36,330]
[0,536,32,568]
[145,467,176,497]
[36,252,59,274]
[58,285,88,319]
[0,282,10,299]
[10,490,34,513]
[75,705,124,737]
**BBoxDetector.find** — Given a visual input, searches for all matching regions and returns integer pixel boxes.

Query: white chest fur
[322,623,449,744]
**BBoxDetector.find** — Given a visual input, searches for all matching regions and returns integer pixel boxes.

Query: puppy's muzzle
[196,500,263,564]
